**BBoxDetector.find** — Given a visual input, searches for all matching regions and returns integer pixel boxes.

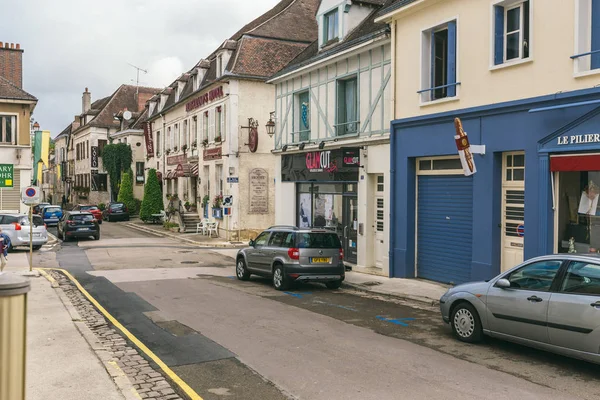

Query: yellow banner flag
[41,130,50,168]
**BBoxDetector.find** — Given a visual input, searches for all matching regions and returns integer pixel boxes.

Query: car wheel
[272,264,289,291]
[94,234,100,241]
[236,258,251,281]
[57,229,63,239]
[325,280,342,289]
[451,302,483,343]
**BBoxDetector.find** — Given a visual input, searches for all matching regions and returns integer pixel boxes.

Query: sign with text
[557,133,600,145]
[0,164,13,187]
[249,168,268,214]
[203,147,222,161]
[167,154,187,166]
[281,148,360,182]
[186,86,224,112]
[227,177,239,183]
[341,147,360,168]
[91,146,99,168]
[144,122,154,155]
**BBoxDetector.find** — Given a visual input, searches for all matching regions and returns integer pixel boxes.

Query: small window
[493,1,530,65]
[0,115,16,144]
[504,260,562,291]
[294,91,310,142]
[323,9,339,44]
[136,162,145,184]
[421,21,457,102]
[254,232,270,247]
[560,262,600,295]
[573,0,600,73]
[336,77,358,136]
[505,153,525,182]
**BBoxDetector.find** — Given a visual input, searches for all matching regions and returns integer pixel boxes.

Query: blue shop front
[390,88,600,284]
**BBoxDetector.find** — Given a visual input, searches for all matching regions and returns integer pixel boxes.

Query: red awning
[550,154,600,172]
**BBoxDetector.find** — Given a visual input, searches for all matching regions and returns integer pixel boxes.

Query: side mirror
[249,239,255,247]
[495,278,511,289]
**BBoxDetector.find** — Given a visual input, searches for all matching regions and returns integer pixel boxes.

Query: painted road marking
[37,268,204,400]
[283,291,312,298]
[313,299,358,312]
[376,316,415,327]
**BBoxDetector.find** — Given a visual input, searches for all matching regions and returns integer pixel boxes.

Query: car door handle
[590,301,600,308]
[527,295,543,303]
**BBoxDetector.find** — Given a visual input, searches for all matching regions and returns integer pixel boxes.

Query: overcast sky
[2,0,281,137]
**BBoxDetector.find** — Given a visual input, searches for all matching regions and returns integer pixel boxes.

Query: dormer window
[324,8,339,44]
[217,55,224,78]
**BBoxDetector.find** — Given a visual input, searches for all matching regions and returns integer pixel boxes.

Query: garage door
[417,175,473,284]
[0,169,20,212]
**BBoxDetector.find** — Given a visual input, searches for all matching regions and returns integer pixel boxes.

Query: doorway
[373,175,386,269]
[343,196,358,264]
[501,152,525,272]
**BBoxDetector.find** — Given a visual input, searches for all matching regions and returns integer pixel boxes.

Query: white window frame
[504,3,524,61]
[0,114,17,145]
[490,0,534,70]
[573,0,600,76]
[323,7,339,45]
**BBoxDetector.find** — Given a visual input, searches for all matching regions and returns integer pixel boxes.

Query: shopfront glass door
[343,196,358,264]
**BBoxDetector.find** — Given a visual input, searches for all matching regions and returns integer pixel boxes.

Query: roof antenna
[127,62,148,101]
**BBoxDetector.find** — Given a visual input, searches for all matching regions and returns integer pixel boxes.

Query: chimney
[0,41,24,88]
[137,90,156,112]
[72,116,81,130]
[82,87,91,114]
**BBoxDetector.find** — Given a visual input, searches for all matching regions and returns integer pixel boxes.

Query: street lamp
[265,112,275,138]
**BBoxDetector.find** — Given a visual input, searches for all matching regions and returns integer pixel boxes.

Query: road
[40,222,600,400]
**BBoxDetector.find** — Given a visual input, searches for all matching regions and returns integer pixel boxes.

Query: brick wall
[0,42,23,88]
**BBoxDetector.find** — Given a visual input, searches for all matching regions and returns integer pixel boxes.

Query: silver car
[235,226,345,290]
[0,213,49,250]
[440,254,600,364]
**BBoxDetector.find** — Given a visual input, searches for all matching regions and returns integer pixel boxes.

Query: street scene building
[146,0,320,238]
[269,0,393,275]
[0,41,37,212]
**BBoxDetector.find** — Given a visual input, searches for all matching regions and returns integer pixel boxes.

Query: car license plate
[78,228,89,231]
[29,233,41,237]
[311,257,331,263]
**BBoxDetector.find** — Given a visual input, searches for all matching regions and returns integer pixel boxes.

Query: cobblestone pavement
[50,271,185,400]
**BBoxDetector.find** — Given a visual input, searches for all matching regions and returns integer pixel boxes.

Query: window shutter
[592,0,600,69]
[494,6,505,65]
[447,21,457,97]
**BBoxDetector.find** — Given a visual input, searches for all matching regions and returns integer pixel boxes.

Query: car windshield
[72,214,94,222]
[296,233,342,249]
[45,207,61,213]
[32,215,45,227]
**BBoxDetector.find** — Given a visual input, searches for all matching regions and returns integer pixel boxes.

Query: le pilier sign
[557,134,600,145]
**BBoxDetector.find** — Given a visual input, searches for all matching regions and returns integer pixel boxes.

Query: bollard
[0,274,30,400]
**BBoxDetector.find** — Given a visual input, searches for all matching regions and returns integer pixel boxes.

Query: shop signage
[227,177,239,183]
[453,118,476,176]
[281,148,361,182]
[144,122,154,155]
[557,133,600,145]
[186,86,224,112]
[167,154,187,166]
[90,146,99,168]
[203,147,222,161]
[249,168,268,214]
[0,164,13,188]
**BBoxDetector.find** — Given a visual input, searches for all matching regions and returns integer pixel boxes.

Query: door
[548,261,600,353]
[417,174,473,284]
[501,152,525,272]
[374,175,386,269]
[486,259,563,343]
[343,196,358,264]
[246,231,271,271]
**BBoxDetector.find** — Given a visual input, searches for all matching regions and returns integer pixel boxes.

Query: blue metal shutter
[417,175,473,284]
[494,5,505,65]
[447,21,457,97]
[593,0,600,69]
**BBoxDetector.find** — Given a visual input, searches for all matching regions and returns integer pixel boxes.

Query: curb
[341,281,441,307]
[124,222,245,249]
[37,268,142,400]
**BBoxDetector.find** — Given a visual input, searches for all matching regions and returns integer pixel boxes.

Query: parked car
[235,226,345,290]
[33,202,50,215]
[57,211,100,241]
[0,213,48,251]
[72,204,103,223]
[40,205,63,226]
[440,254,600,364]
[102,202,129,222]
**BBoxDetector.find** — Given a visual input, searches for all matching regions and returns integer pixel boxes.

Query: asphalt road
[40,221,600,400]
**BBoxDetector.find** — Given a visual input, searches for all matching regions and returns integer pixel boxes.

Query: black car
[103,202,130,222]
[57,211,100,241]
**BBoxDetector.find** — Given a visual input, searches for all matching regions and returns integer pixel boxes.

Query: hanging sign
[453,118,476,176]
[90,146,99,168]
[144,122,154,155]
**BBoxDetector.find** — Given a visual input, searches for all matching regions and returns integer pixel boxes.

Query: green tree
[117,171,136,215]
[101,143,132,200]
[140,169,163,221]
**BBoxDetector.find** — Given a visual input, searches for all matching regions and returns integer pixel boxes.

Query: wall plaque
[249,168,268,214]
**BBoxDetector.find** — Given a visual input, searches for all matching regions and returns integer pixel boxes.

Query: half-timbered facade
[270,0,392,276]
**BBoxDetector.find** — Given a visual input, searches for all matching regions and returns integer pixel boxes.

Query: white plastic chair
[207,220,219,237]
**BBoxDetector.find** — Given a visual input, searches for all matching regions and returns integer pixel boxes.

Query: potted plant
[212,194,223,219]
[184,201,192,211]
[201,194,210,208]
[173,146,178,152]
[166,149,171,155]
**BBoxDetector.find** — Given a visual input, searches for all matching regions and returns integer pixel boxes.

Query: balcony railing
[334,120,359,137]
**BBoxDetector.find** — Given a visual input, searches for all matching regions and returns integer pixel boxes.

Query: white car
[0,213,48,250]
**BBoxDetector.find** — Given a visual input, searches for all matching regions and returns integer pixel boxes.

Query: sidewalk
[125,220,246,248]
[3,252,126,400]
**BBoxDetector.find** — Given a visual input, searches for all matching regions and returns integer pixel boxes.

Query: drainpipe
[388,20,397,278]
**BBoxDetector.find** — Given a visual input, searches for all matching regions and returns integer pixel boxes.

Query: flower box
[212,207,223,219]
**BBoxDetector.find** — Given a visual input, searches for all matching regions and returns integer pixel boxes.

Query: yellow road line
[37,267,203,400]
[37,268,59,287]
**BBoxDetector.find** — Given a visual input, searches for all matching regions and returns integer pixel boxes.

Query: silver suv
[236,226,345,290]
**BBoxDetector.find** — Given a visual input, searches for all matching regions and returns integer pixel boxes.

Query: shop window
[136,162,145,184]
[573,0,600,73]
[323,8,339,44]
[505,153,525,181]
[294,91,310,142]
[297,183,343,234]
[0,115,16,144]
[336,76,358,136]
[420,20,457,102]
[493,0,531,65]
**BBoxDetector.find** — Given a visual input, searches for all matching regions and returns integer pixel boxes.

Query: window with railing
[336,77,358,136]
[293,90,310,142]
[419,20,458,102]
[573,0,600,74]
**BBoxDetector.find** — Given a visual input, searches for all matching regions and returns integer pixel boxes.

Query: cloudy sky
[3,0,281,137]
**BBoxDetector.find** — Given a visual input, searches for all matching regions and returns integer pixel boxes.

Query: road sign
[517,225,525,237]
[223,195,233,206]
[227,177,239,183]
[21,186,41,206]
[0,164,13,187]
